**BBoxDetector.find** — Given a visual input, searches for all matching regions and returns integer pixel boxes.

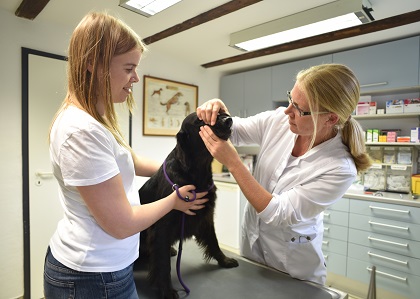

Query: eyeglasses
[287,91,330,117]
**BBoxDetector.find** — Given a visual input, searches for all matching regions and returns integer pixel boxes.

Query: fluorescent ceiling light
[230,0,374,52]
[119,0,182,17]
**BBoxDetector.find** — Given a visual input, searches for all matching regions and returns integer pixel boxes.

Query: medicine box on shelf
[386,99,404,114]
[404,98,420,113]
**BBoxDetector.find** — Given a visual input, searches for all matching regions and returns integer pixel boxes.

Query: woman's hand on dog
[199,125,242,171]
[197,98,229,126]
[171,185,209,215]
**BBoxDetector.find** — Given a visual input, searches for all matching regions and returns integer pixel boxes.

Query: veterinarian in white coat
[197,64,372,285]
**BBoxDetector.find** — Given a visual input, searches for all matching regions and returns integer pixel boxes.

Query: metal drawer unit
[349,213,420,241]
[348,243,420,276]
[347,258,420,299]
[323,198,349,276]
[347,199,420,298]
[348,228,420,259]
[350,200,420,224]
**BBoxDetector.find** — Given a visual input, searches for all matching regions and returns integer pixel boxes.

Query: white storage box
[386,99,404,114]
[404,98,420,113]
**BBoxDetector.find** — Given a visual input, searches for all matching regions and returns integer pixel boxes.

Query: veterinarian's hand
[197,99,229,126]
[199,125,241,170]
[172,185,209,215]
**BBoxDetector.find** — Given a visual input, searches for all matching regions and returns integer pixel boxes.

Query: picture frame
[143,75,198,136]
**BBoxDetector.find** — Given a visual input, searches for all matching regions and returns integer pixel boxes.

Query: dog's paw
[218,257,239,268]
[170,246,177,257]
[157,288,179,299]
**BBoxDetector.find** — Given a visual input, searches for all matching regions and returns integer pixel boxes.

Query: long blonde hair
[50,12,146,148]
[297,64,372,173]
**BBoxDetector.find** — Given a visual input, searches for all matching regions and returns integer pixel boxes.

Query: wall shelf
[360,85,420,96]
[353,113,420,120]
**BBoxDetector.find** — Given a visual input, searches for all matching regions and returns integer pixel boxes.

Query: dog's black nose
[224,117,232,128]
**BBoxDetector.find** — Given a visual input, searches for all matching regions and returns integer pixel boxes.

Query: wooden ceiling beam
[143,0,262,45]
[201,9,420,68]
[15,0,50,20]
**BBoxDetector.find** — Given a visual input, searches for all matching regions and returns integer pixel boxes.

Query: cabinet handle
[323,254,328,259]
[368,251,408,265]
[368,236,408,247]
[35,171,54,177]
[360,81,388,88]
[369,205,410,214]
[324,227,330,232]
[368,221,409,231]
[324,212,330,217]
[322,240,329,245]
[367,267,407,282]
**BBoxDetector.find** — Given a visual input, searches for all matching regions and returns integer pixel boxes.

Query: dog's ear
[175,129,190,168]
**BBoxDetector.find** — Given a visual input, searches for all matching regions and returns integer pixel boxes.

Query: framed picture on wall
[143,75,198,136]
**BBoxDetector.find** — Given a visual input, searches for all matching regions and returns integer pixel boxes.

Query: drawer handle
[368,251,408,265]
[324,227,330,232]
[360,82,388,88]
[367,267,407,282]
[369,205,410,214]
[368,221,409,231]
[368,236,408,247]
[323,254,328,259]
[322,240,329,245]
[324,213,330,217]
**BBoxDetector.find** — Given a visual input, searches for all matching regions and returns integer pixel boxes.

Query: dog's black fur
[137,112,238,299]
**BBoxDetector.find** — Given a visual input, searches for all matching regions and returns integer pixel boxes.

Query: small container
[386,165,411,193]
[367,146,383,164]
[366,129,373,142]
[397,147,412,165]
[386,131,397,142]
[412,175,420,195]
[383,147,396,164]
[363,165,386,191]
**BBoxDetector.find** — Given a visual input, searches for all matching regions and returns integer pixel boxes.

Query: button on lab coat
[230,108,356,284]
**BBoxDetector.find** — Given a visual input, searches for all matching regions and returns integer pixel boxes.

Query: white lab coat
[231,108,356,284]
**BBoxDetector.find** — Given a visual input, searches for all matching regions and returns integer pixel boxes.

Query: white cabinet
[323,198,349,276]
[220,72,244,117]
[271,55,332,106]
[220,67,272,117]
[243,67,272,116]
[333,36,420,92]
[214,182,247,251]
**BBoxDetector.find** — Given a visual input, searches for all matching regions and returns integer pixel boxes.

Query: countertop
[134,239,347,299]
[213,173,420,208]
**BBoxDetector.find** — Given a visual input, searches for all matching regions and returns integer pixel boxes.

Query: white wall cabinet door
[214,182,246,251]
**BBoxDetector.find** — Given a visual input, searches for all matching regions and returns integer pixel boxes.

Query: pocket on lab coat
[284,236,326,284]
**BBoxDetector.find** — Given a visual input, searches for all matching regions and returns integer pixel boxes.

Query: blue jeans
[43,247,138,299]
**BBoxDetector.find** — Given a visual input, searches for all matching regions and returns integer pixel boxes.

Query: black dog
[137,112,238,299]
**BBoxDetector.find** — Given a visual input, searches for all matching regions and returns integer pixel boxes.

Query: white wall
[0,8,221,299]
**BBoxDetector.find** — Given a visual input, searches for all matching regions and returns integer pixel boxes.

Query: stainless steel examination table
[133,240,347,299]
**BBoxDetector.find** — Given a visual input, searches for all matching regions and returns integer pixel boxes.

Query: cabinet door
[220,73,244,117]
[271,55,333,105]
[243,67,272,116]
[333,36,420,92]
[214,182,242,250]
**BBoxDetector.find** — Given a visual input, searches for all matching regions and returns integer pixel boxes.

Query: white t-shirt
[49,105,140,272]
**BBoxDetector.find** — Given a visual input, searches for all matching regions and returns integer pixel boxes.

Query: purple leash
[163,159,214,294]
